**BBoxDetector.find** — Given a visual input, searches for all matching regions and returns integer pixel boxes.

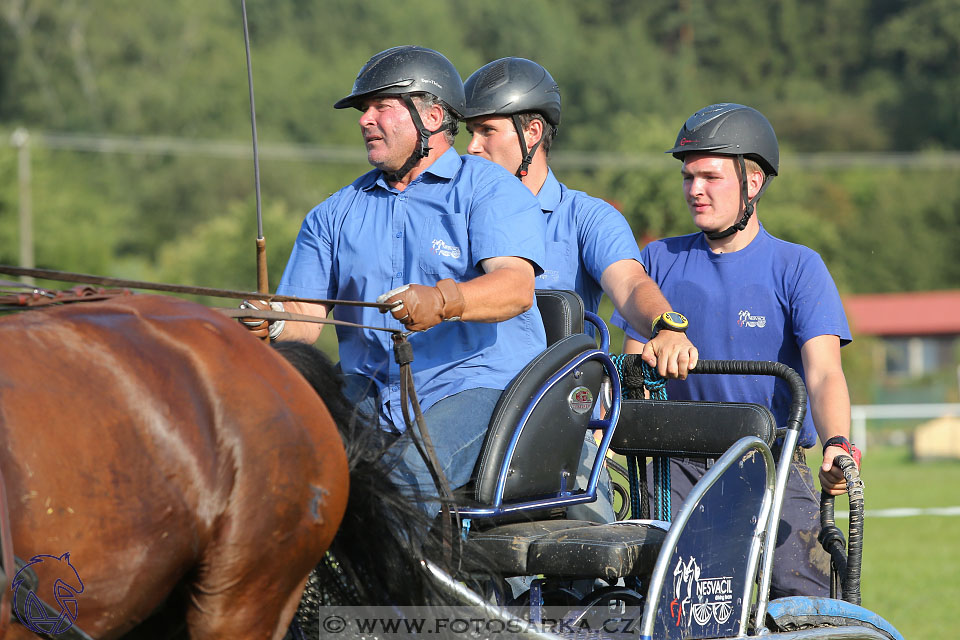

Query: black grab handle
[819,455,864,605]
[618,357,808,434]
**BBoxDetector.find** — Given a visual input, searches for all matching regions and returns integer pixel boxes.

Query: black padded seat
[611,399,777,458]
[535,289,585,346]
[473,333,603,507]
[526,521,668,580]
[460,520,594,576]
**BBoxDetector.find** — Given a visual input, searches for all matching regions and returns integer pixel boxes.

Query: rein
[0,264,460,594]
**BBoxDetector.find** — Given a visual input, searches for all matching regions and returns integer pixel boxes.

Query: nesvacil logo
[12,552,84,635]
[670,556,734,628]
[431,239,461,259]
[737,309,766,328]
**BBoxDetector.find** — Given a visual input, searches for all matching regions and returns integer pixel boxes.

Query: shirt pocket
[419,212,469,278]
[536,240,573,285]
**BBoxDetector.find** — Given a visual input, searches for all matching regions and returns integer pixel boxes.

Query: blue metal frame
[583,310,610,353]
[458,348,622,517]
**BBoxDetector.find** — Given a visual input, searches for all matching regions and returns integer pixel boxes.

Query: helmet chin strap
[705,155,774,240]
[510,114,543,178]
[385,95,452,182]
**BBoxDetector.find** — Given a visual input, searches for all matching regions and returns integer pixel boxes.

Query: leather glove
[239,300,285,340]
[377,279,465,331]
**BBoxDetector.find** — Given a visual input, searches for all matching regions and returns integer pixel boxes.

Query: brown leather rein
[0,264,461,620]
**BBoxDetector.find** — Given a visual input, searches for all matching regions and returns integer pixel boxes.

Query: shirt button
[396,272,402,278]
[396,232,402,238]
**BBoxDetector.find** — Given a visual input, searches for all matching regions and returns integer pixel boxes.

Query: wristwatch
[651,311,689,338]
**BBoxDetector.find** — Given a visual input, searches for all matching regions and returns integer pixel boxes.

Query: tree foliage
[0,0,957,375]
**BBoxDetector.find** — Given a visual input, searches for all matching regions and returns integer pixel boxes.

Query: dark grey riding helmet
[335,46,466,161]
[666,103,779,239]
[463,57,561,177]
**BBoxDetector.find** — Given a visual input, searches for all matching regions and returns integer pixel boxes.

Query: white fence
[851,403,960,452]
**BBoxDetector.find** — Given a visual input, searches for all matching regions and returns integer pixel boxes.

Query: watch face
[664,311,688,328]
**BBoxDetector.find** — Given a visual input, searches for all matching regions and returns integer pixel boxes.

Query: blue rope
[640,360,671,521]
[612,354,672,521]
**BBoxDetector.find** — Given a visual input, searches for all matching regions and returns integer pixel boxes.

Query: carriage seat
[534,289,585,346]
[610,399,777,457]
[452,290,669,579]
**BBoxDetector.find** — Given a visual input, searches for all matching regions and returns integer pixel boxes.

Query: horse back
[0,295,348,637]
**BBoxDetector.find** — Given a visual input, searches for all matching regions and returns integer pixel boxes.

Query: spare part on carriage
[335,45,465,167]
[667,102,779,240]
[463,57,561,177]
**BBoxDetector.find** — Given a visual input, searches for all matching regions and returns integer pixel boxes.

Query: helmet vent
[479,60,509,91]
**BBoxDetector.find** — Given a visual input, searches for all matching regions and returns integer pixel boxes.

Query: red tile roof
[843,290,960,336]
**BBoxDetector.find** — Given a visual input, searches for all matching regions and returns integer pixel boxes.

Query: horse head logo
[11,552,84,635]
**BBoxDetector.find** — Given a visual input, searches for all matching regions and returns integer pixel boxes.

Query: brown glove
[380,279,465,331]
[239,300,285,340]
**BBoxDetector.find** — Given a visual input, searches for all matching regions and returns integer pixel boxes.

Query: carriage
[0,278,903,640]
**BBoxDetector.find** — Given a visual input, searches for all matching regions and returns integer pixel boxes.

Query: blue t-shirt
[278,149,547,430]
[611,225,851,447]
[535,169,644,315]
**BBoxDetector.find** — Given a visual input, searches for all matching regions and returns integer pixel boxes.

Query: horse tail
[270,342,442,607]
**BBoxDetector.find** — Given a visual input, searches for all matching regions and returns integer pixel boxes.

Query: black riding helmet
[335,46,466,165]
[463,57,561,178]
[666,103,779,240]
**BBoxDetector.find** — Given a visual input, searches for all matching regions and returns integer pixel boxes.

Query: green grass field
[808,446,960,639]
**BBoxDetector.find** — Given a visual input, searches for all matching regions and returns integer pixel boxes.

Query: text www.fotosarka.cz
[310,606,645,638]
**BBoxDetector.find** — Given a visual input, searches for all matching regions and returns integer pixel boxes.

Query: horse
[0,294,438,639]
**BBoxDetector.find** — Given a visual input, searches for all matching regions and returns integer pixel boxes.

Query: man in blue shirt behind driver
[462,57,699,522]
[243,46,547,516]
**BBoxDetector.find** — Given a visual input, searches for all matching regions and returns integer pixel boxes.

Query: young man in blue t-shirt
[612,103,860,598]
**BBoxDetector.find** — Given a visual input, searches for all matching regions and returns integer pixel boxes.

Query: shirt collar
[362,147,462,192]
[537,168,562,214]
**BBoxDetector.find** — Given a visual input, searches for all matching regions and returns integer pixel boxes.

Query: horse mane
[270,342,448,610]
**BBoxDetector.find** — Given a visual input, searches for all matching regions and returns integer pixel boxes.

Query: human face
[681,153,750,233]
[357,95,418,172]
[465,115,523,173]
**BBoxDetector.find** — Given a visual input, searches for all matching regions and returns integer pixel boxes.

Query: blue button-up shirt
[535,169,643,315]
[278,149,547,430]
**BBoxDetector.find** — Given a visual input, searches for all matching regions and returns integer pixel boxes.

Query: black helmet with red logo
[667,103,779,239]
[666,103,779,176]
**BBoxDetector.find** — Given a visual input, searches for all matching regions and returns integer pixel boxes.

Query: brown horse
[0,294,357,639]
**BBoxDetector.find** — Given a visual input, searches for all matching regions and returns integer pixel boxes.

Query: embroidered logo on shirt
[737,310,766,328]
[431,239,461,259]
[537,269,560,282]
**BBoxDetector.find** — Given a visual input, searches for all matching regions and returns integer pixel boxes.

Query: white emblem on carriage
[568,386,594,414]
[737,309,766,328]
[431,239,461,259]
[671,556,734,628]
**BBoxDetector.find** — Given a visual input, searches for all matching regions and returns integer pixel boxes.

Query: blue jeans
[340,374,501,517]
[566,432,616,523]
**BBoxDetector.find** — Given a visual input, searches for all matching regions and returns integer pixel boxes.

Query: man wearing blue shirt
[462,58,699,522]
[245,46,547,516]
[612,103,860,598]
